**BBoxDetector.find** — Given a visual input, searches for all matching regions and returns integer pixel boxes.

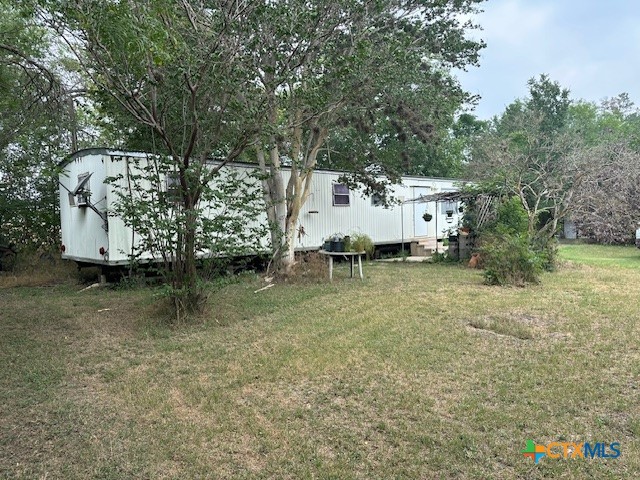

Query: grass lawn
[559,243,640,269]
[1,246,639,479]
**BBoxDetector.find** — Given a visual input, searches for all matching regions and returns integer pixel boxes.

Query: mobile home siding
[59,149,463,265]
[59,153,109,263]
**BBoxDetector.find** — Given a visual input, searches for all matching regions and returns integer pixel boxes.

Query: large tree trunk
[257,146,289,275]
[257,99,327,277]
[257,157,317,276]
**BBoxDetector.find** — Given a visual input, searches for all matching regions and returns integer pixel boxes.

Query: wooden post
[328,256,333,281]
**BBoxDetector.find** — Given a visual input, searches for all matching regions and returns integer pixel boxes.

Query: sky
[455,0,640,120]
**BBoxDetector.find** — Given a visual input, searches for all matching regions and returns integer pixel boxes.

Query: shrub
[493,196,529,236]
[531,236,558,272]
[480,233,542,286]
[431,251,458,263]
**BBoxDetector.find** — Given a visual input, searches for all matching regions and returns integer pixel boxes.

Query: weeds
[0,251,77,288]
[287,251,328,283]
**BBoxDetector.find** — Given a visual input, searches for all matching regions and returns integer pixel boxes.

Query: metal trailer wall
[59,152,110,264]
[59,149,463,265]
[291,171,462,249]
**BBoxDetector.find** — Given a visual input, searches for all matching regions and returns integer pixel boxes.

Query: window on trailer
[441,200,457,214]
[165,172,182,203]
[333,183,350,206]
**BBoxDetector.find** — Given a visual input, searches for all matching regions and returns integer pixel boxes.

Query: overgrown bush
[531,236,558,272]
[489,195,529,236]
[481,233,542,286]
[288,252,328,283]
[479,196,543,286]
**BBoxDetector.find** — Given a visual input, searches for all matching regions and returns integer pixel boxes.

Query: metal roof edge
[58,147,154,168]
[61,147,470,183]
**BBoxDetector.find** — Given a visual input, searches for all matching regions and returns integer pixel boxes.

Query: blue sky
[456,0,640,119]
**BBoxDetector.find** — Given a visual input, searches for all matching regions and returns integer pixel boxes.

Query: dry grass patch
[0,258,78,288]
[467,311,556,341]
[468,315,535,340]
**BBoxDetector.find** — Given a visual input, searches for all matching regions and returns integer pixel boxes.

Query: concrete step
[410,237,450,257]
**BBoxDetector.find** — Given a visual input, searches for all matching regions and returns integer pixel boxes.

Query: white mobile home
[59,148,464,266]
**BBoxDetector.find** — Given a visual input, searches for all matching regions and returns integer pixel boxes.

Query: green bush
[477,195,555,285]
[494,196,529,236]
[531,236,558,271]
[481,233,542,286]
[431,251,458,263]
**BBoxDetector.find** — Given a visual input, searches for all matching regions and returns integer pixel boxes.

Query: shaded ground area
[1,246,639,478]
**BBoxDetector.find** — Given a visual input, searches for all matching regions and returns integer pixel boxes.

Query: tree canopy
[468,75,640,245]
[16,0,482,308]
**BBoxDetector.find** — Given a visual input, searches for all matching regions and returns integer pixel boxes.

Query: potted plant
[329,233,345,252]
[423,212,433,222]
[447,228,459,243]
[350,233,375,259]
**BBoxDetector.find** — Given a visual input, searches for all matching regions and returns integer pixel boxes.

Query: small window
[372,193,383,207]
[166,172,181,203]
[332,183,350,206]
[441,200,457,214]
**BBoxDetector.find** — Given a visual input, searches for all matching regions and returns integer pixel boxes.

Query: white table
[319,250,365,281]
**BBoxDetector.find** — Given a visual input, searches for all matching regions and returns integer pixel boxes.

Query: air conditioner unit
[73,173,92,208]
[76,193,88,207]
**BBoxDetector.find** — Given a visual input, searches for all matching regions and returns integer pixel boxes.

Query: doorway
[413,187,431,237]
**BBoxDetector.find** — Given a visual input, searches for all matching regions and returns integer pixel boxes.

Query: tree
[473,116,586,241]
[571,143,640,244]
[247,0,484,274]
[107,154,266,320]
[565,97,640,243]
[37,0,484,294]
[40,0,268,315]
[567,96,640,149]
[469,75,640,249]
[0,1,77,250]
[0,2,58,148]
[526,74,570,134]
[321,76,475,180]
[469,76,583,244]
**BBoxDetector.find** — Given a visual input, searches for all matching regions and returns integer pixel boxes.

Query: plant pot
[331,240,345,252]
[423,213,433,222]
[322,241,332,251]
